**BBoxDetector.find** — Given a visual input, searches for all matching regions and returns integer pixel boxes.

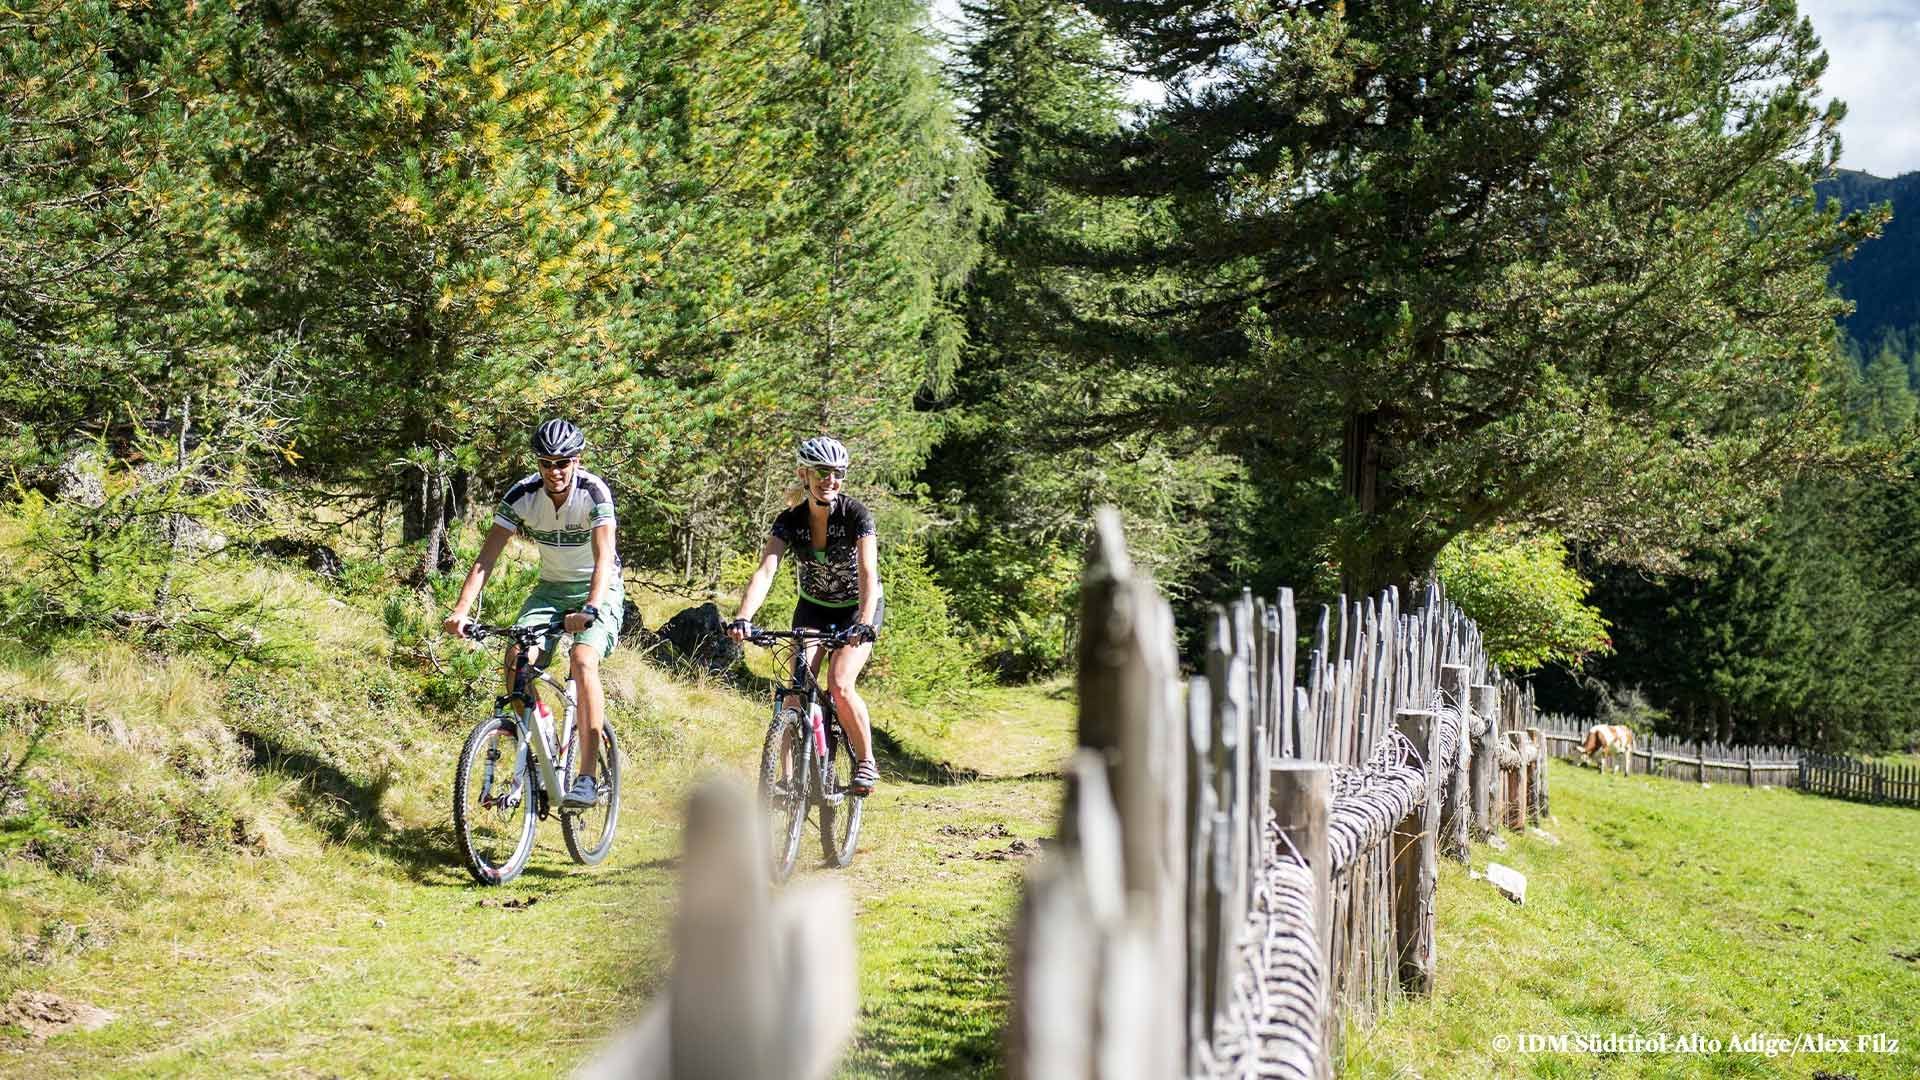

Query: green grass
[1342,760,1920,1079]
[0,559,1071,1077]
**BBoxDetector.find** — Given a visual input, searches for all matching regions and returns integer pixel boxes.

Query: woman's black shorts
[790,595,884,681]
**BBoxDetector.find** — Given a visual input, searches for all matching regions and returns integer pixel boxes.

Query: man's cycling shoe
[563,775,599,808]
[851,758,878,797]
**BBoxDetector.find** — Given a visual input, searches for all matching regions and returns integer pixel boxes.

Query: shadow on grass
[237,729,461,884]
[870,726,982,786]
[842,919,1009,1079]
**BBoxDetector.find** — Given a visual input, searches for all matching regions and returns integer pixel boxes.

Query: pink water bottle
[808,703,827,757]
[533,699,556,750]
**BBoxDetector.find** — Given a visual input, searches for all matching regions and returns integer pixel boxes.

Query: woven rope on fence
[1494,730,1538,771]
[1197,694,1473,1076]
[1324,693,1464,878]
[1195,814,1325,1080]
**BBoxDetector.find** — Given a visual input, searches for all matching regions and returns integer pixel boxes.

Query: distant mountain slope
[1817,168,1920,345]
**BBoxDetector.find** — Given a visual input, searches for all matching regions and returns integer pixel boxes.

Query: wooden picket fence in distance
[1539,716,1920,810]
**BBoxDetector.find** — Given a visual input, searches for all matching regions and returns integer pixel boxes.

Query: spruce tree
[1030,0,1882,594]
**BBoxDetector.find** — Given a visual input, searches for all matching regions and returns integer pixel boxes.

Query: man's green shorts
[514,578,624,662]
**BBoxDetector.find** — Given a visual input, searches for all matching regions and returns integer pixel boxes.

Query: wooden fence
[578,779,856,1080]
[1800,751,1920,808]
[1008,510,1546,1079]
[1536,718,1802,787]
[1539,717,1920,810]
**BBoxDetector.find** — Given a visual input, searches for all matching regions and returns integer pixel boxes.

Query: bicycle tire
[453,715,537,885]
[760,709,810,883]
[561,721,621,865]
[819,717,864,868]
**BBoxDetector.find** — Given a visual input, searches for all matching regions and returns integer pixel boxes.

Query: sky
[1799,0,1920,177]
[930,0,1920,179]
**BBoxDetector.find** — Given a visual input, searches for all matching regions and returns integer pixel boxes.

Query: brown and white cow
[1579,724,1634,776]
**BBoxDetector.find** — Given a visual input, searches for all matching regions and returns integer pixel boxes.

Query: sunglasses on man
[812,466,847,480]
[538,457,576,470]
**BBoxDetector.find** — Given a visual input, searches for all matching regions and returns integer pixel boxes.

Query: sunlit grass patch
[1342,761,1920,1079]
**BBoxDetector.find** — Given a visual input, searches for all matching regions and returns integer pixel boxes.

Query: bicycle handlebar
[742,625,856,649]
[464,617,569,648]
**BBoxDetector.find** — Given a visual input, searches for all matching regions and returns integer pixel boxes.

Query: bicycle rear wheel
[760,709,810,883]
[453,715,537,885]
[561,722,621,865]
[820,717,864,868]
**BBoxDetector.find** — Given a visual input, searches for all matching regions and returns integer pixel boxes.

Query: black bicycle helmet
[532,419,585,457]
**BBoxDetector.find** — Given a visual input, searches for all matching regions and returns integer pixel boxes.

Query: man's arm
[566,521,619,633]
[444,523,516,636]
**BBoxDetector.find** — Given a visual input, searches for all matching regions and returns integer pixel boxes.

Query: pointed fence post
[669,779,779,1080]
[1071,508,1182,1078]
[1270,761,1333,1080]
[1526,725,1547,819]
[1392,708,1439,995]
[1469,684,1498,839]
[1439,664,1471,862]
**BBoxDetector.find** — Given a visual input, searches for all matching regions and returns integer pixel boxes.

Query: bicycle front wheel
[562,722,621,865]
[453,715,537,885]
[760,709,810,883]
[820,719,864,869]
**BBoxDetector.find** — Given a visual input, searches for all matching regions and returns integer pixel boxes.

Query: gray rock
[1485,862,1527,905]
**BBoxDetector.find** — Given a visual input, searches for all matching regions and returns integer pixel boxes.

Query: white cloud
[1771,1,1920,176]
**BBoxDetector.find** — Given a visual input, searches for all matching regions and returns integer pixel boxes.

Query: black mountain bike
[451,618,621,885]
[744,626,867,882]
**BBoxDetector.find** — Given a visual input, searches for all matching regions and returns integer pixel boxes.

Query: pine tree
[1026,0,1881,594]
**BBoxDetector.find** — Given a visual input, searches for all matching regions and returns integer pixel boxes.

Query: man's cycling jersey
[493,469,619,583]
[769,496,876,607]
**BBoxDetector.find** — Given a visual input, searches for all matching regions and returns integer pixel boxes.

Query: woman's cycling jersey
[493,469,619,583]
[770,496,876,607]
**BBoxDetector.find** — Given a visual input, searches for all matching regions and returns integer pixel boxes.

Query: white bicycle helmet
[795,435,851,471]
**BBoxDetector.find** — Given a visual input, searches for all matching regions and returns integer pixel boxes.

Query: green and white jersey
[492,469,618,583]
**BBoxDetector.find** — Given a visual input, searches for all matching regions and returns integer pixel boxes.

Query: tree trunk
[404,456,456,584]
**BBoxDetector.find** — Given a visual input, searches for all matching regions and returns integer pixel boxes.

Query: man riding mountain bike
[727,435,883,796]
[443,419,624,809]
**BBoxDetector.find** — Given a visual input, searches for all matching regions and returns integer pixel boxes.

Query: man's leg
[569,643,603,777]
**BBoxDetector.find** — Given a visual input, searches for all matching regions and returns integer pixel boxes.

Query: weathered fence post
[1008,754,1123,1080]
[1270,761,1334,1080]
[1439,664,1471,862]
[1185,676,1216,1067]
[669,779,780,1080]
[1392,708,1439,995]
[1503,731,1530,831]
[1071,508,1183,1078]
[1206,606,1248,1041]
[1526,725,1547,819]
[1469,684,1498,840]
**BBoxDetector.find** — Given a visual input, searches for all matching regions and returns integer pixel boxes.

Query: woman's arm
[854,533,880,627]
[734,536,788,625]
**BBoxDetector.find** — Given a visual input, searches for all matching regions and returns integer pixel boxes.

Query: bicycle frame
[753,629,850,804]
[485,629,579,816]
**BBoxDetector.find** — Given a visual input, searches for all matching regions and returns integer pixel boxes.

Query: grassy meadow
[0,550,1073,1078]
[7,538,1918,1079]
[1343,760,1920,1079]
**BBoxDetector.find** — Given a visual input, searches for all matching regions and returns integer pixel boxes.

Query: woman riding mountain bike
[727,435,883,797]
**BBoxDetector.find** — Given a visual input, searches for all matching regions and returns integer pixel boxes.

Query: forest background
[4,0,1918,757]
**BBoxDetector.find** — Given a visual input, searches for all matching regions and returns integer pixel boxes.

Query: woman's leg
[826,641,875,765]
